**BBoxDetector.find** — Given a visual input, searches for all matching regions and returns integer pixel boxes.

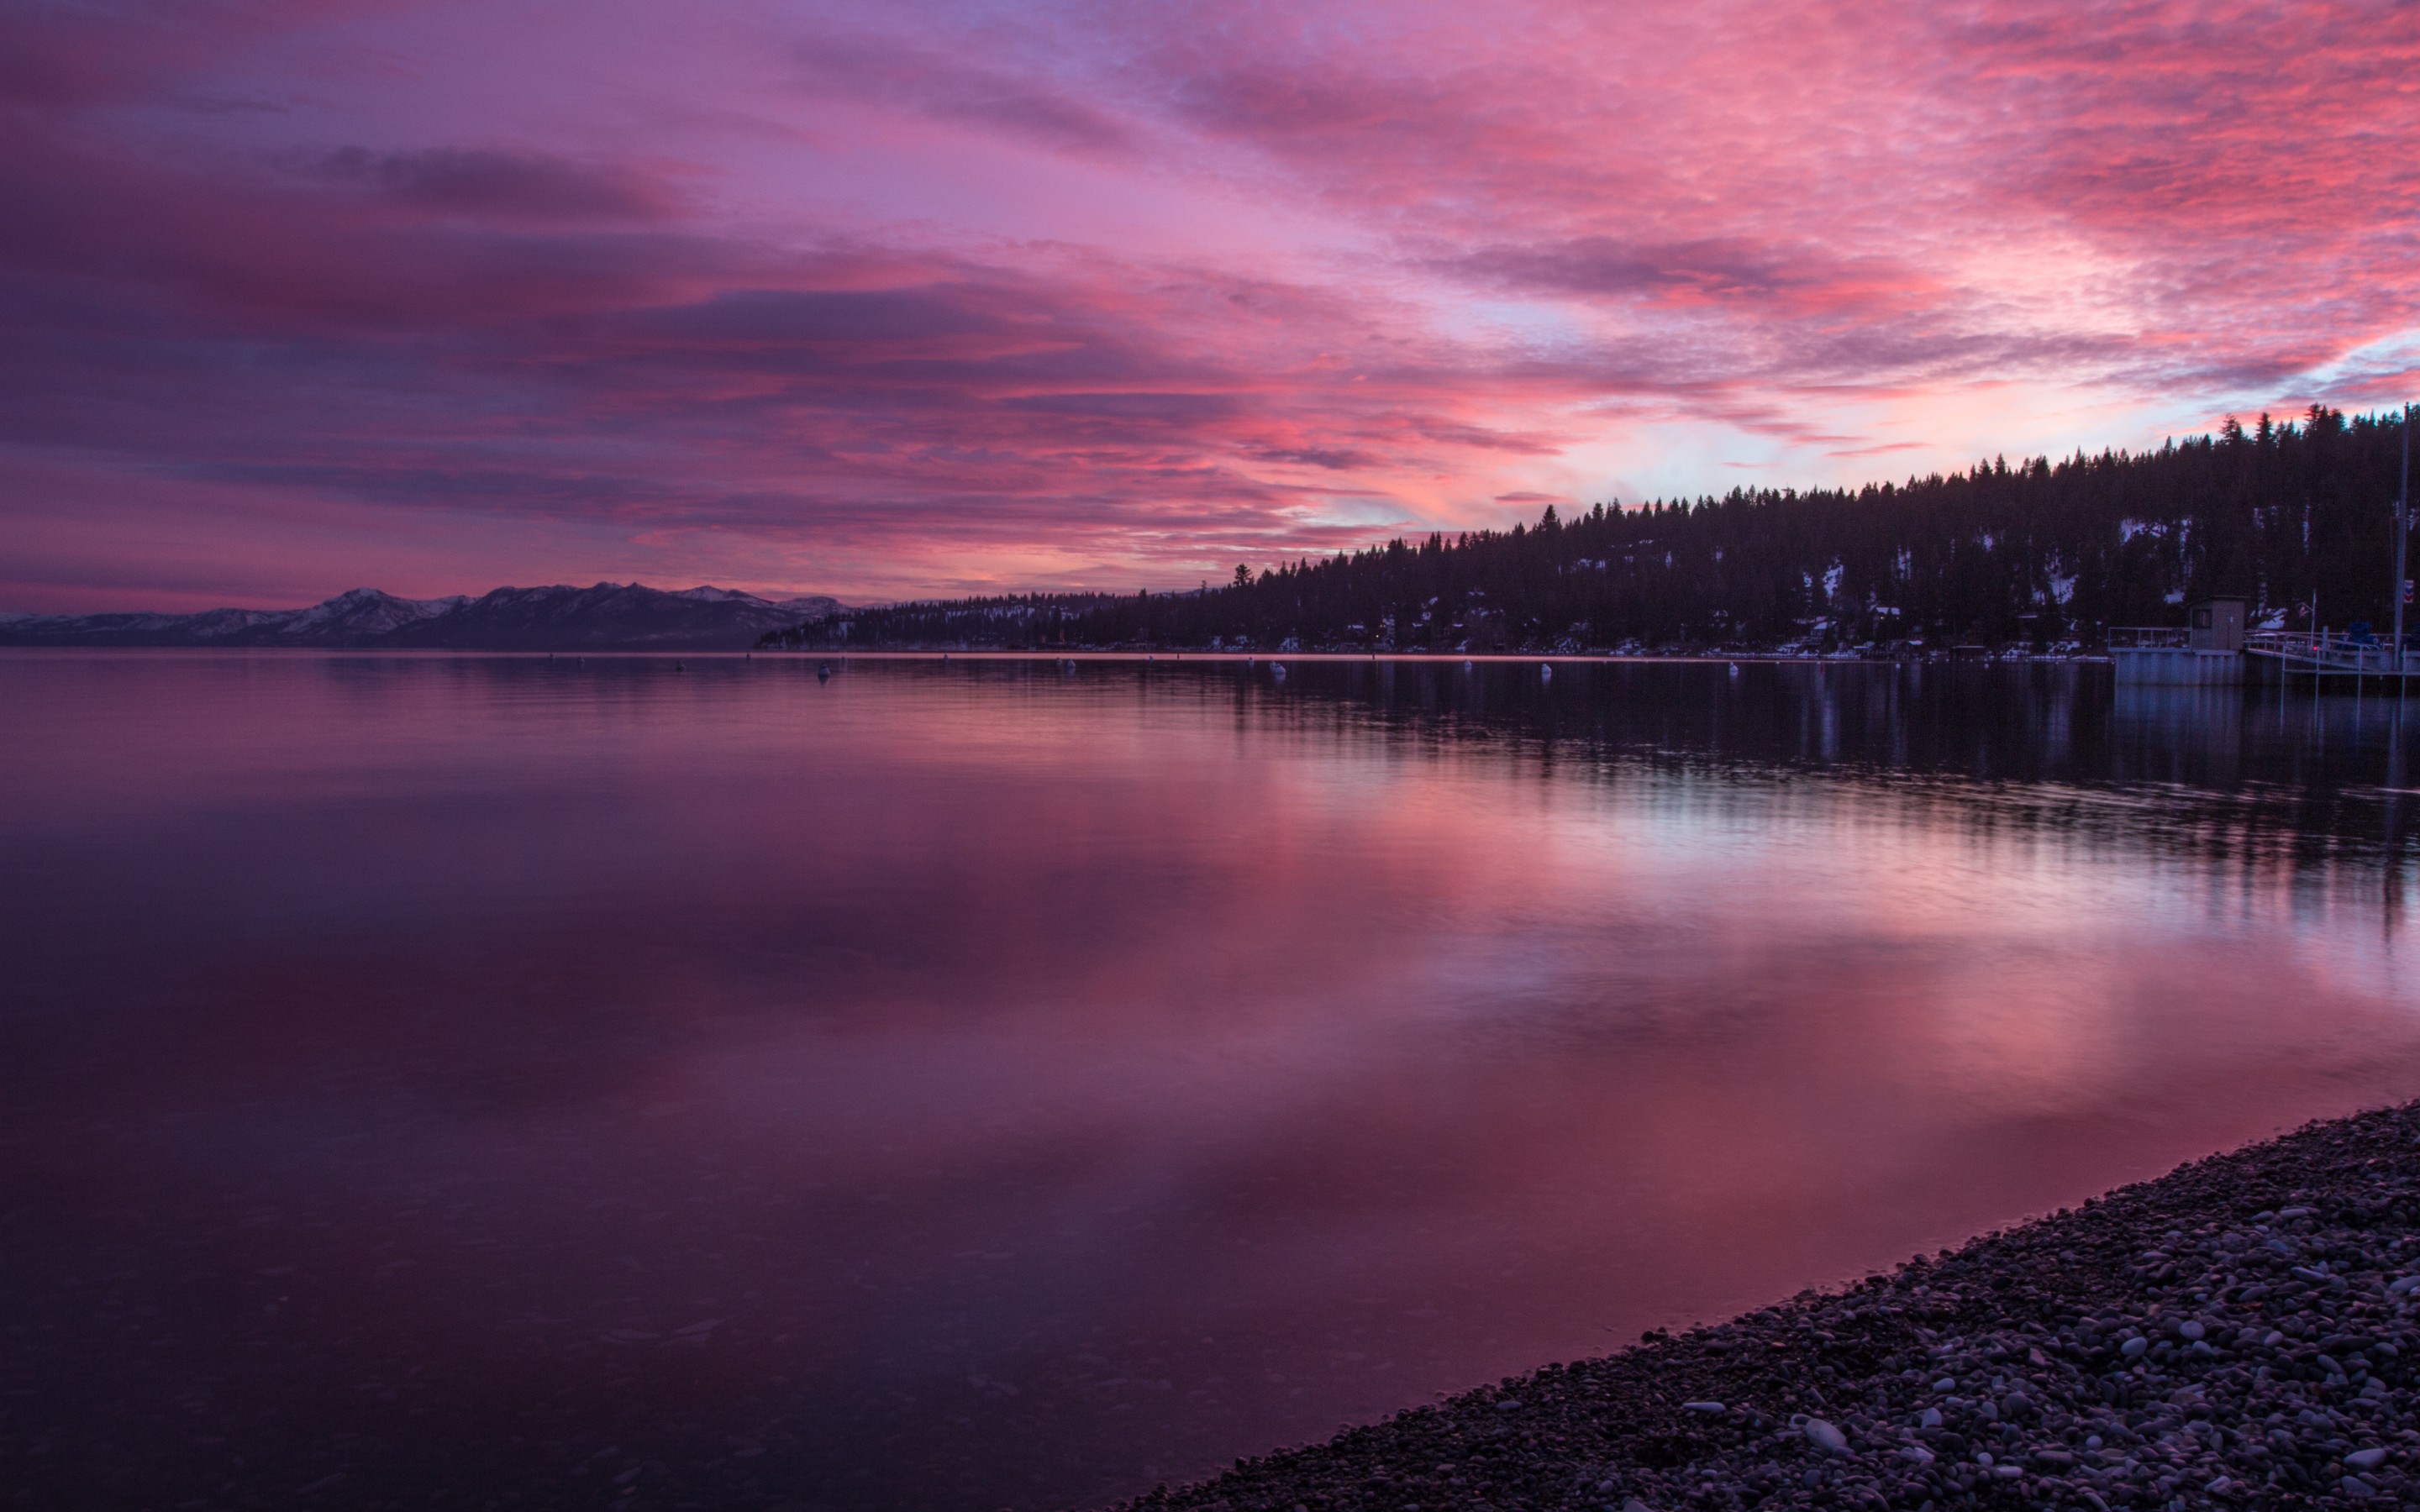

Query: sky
[5,0,2420,612]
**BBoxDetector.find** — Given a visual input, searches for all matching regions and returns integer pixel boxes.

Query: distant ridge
[0,583,844,651]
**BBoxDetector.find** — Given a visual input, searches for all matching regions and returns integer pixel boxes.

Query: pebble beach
[1117,1100,2420,1511]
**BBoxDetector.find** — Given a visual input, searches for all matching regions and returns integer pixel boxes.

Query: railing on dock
[2107,627,2190,650]
[2244,630,2411,677]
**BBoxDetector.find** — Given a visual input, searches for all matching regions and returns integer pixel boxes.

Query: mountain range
[0,583,844,651]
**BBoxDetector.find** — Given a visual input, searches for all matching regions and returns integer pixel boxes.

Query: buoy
[1463,659,1473,670]
[675,661,684,672]
[1728,662,1740,675]
[1541,663,1552,680]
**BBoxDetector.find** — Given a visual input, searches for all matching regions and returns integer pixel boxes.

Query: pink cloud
[3,0,2417,606]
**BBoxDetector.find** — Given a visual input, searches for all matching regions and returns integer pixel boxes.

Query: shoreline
[1114,1101,2420,1509]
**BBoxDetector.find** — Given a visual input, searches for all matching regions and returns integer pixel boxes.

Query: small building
[2187,596,2246,652]
[2111,596,2247,685]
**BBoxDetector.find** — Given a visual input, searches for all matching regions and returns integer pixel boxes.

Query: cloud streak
[3,0,2417,607]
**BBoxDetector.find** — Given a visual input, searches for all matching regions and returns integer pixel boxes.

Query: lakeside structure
[1119,1101,2420,1512]
[2112,597,2250,685]
[2115,596,2420,694]
[2243,629,2420,692]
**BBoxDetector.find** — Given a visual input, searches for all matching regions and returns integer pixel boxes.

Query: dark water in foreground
[8,652,2420,1511]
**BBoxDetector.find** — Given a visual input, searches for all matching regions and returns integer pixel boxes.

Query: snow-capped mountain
[0,584,844,650]
[271,588,471,638]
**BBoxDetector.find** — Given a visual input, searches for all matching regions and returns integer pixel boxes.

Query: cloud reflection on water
[3,654,2417,1510]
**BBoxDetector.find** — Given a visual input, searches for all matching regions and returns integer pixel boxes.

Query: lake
[7,651,2420,1511]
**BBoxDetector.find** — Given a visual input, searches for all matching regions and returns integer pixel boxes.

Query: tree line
[764,406,2417,654]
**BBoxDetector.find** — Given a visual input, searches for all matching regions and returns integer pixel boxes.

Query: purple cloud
[4,0,2418,609]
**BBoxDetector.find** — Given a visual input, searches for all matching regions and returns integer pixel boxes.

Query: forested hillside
[767,406,2417,654]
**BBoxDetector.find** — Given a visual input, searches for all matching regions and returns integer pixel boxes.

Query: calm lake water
[8,652,2420,1511]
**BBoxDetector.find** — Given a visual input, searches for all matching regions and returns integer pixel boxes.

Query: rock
[1918,1407,1942,1429]
[1801,1419,1847,1454]
[1495,1399,1522,1412]
[2121,1336,2149,1357]
[2344,1473,2378,1497]
[1681,1401,1724,1415]
[2347,1446,2390,1470]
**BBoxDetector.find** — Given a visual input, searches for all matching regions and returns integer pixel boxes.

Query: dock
[2244,629,2419,694]
[2110,597,2251,685]
[2114,596,2418,694]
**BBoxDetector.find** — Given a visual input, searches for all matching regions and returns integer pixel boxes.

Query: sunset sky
[5,0,2418,610]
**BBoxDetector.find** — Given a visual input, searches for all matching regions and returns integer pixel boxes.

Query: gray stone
[1801,1419,1847,1454]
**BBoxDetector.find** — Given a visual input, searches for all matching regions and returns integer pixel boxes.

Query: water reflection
[3,653,2417,1512]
